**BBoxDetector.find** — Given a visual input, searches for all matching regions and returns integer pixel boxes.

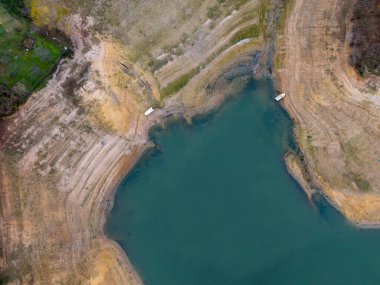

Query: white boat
[275,93,286,102]
[144,107,154,116]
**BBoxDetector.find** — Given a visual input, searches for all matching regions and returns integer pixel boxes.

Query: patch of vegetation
[259,0,292,38]
[258,0,271,37]
[162,43,185,57]
[160,69,198,98]
[0,0,28,17]
[353,174,371,192]
[230,24,261,45]
[149,57,171,73]
[306,133,316,157]
[0,3,70,117]
[1,35,61,90]
[276,0,293,31]
[207,5,223,20]
[342,140,359,162]
[349,0,380,76]
[30,0,69,27]
[274,0,294,69]
[344,172,372,192]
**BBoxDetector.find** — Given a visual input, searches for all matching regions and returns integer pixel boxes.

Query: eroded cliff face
[0,0,269,283]
[277,0,380,225]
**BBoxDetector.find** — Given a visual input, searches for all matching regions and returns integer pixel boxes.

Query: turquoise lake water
[106,79,380,285]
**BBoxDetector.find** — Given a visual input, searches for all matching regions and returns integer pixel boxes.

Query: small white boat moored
[275,93,286,102]
[144,107,155,116]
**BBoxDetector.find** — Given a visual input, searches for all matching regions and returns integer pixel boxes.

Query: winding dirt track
[278,0,380,225]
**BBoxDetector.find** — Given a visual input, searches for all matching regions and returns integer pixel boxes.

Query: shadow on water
[106,78,380,285]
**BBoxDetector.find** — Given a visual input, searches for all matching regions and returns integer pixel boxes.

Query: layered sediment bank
[0,0,379,283]
[276,0,380,226]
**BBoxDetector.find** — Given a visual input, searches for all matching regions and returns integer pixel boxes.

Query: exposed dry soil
[0,0,267,283]
[277,0,380,226]
[0,0,379,284]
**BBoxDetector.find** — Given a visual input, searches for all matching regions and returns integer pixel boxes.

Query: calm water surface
[106,80,380,285]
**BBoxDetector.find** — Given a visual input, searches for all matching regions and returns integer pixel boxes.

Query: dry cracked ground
[0,0,379,284]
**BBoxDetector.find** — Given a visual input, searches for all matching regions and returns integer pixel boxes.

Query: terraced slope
[0,0,268,283]
[3,0,378,283]
[277,0,380,225]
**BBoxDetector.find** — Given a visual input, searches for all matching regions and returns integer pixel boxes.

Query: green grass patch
[274,52,283,69]
[306,133,316,157]
[0,33,63,90]
[342,140,359,162]
[160,69,198,98]
[230,24,261,45]
[0,3,70,117]
[0,5,62,90]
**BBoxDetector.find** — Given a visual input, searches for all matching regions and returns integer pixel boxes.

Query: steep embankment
[278,0,380,225]
[0,0,269,283]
